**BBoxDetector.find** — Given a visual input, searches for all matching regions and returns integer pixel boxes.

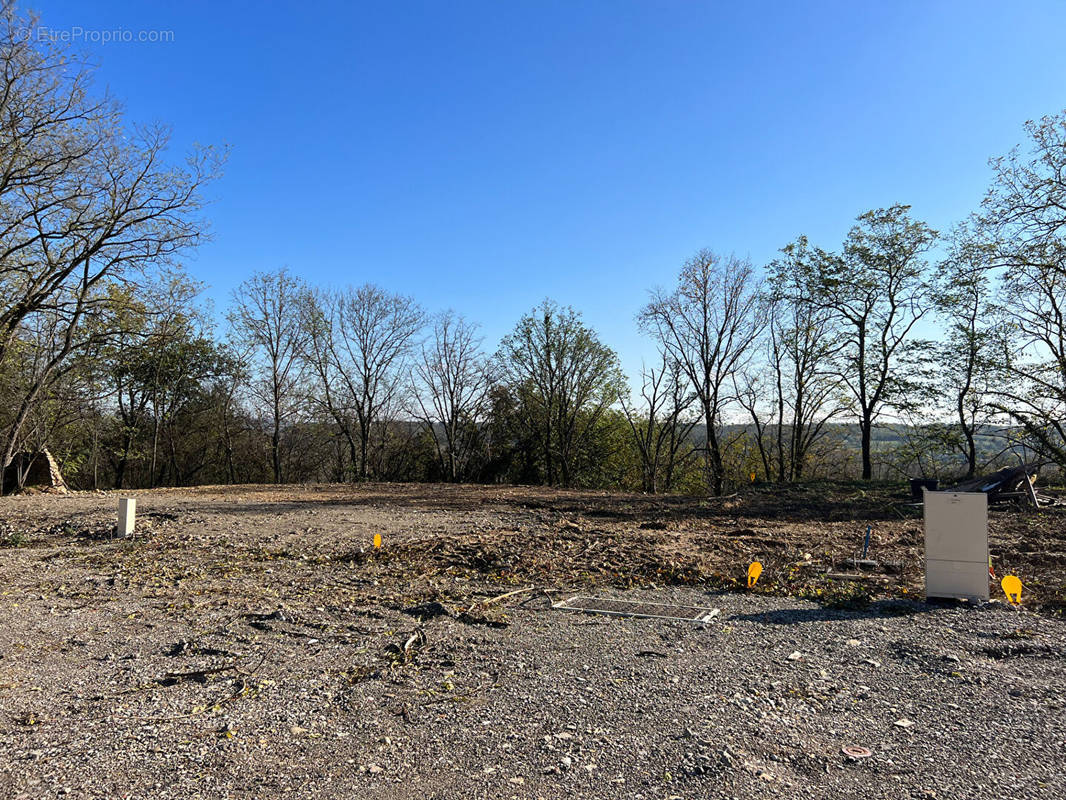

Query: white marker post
[117,497,136,538]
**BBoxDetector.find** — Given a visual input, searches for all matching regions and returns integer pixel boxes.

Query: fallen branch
[471,585,537,610]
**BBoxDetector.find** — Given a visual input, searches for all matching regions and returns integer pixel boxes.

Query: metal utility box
[923,490,989,601]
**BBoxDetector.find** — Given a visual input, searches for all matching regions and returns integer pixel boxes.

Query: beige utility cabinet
[923,490,989,601]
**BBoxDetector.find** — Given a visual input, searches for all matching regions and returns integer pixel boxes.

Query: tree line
[1,4,1064,494]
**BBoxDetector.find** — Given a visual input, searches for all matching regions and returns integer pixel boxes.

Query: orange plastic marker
[747,561,763,588]
[1001,575,1022,605]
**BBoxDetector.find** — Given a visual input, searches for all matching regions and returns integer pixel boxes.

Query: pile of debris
[947,464,1064,508]
[1,449,68,495]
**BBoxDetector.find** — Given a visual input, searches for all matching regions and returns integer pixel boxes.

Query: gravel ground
[0,484,1064,799]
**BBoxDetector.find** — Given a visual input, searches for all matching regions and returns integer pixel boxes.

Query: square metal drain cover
[552,595,720,623]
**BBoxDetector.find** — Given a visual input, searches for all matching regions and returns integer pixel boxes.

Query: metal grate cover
[552,595,720,623]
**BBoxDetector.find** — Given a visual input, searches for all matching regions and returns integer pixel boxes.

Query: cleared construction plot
[0,482,1064,798]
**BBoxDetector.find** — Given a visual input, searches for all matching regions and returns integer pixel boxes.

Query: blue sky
[28,0,1066,377]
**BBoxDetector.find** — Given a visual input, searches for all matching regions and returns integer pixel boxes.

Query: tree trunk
[860,415,873,480]
[115,434,133,490]
[271,421,282,484]
[958,394,977,479]
[150,411,161,488]
[964,429,977,479]
[359,422,370,481]
[704,403,724,495]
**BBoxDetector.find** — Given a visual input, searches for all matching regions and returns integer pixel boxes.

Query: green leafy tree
[982,111,1066,469]
[932,223,1005,477]
[497,300,624,487]
[814,205,937,480]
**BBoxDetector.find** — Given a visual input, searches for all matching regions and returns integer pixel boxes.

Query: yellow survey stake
[747,561,762,588]
[1001,575,1022,605]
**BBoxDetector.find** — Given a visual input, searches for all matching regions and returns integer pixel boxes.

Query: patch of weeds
[795,580,873,609]
[341,665,380,684]
[383,629,426,665]
[1,529,27,547]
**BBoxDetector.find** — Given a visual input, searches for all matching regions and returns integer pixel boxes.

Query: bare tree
[0,6,222,484]
[229,268,309,483]
[640,251,764,495]
[302,284,424,480]
[762,237,847,481]
[620,353,697,493]
[732,365,775,481]
[412,311,494,482]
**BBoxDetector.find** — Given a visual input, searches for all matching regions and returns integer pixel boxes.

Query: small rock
[559,756,572,770]
[787,651,803,661]
[894,718,914,729]
[847,639,861,647]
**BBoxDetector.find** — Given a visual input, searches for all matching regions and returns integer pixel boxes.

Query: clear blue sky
[28,0,1066,377]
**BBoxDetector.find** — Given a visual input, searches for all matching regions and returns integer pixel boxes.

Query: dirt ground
[0,482,1064,799]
